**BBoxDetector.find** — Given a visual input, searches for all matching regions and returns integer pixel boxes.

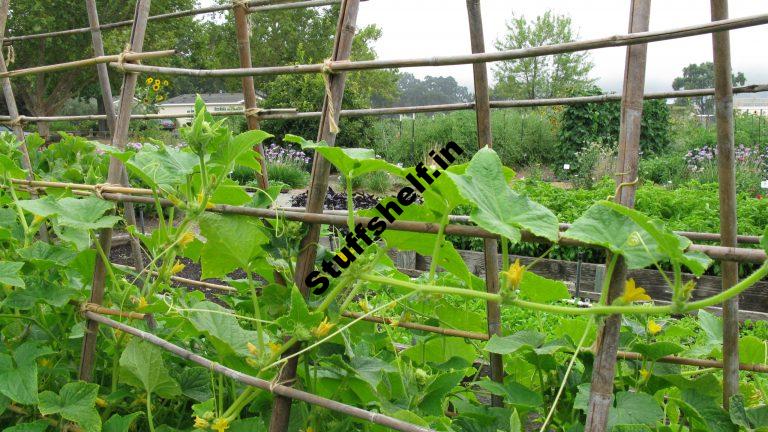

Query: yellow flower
[358,299,370,313]
[211,418,229,432]
[269,342,282,355]
[137,296,149,310]
[154,79,161,86]
[153,83,161,91]
[171,261,185,275]
[179,231,195,248]
[307,427,315,432]
[205,202,215,209]
[639,368,650,380]
[247,341,259,356]
[620,279,651,303]
[193,417,210,429]
[647,320,662,335]
[95,397,108,408]
[157,95,165,102]
[38,358,51,368]
[163,80,169,86]
[312,317,335,338]
[145,77,153,85]
[502,259,525,289]
[32,214,45,224]
[197,191,205,204]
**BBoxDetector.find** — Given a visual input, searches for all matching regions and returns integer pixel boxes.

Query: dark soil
[290,187,380,210]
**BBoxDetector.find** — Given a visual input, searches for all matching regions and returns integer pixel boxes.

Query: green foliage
[558,88,671,163]
[492,10,594,99]
[672,62,747,115]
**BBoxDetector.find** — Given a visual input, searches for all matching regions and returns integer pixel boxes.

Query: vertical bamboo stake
[85,0,145,272]
[465,0,502,408]
[79,0,153,382]
[269,1,360,430]
[585,1,651,431]
[233,0,269,190]
[0,2,37,198]
[710,0,739,409]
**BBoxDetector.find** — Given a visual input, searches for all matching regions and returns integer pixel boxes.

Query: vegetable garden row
[2,0,768,431]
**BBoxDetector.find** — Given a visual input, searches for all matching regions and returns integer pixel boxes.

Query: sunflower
[145,76,153,85]
[163,80,169,86]
[153,83,161,91]
[154,78,161,85]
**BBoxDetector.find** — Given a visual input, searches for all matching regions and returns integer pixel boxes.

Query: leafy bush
[558,89,671,164]
[340,171,392,194]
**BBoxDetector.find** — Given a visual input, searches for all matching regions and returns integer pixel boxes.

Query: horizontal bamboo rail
[111,13,768,77]
[3,83,767,125]
[92,278,768,374]
[9,179,766,263]
[83,311,436,432]
[249,0,342,12]
[2,0,343,45]
[0,50,176,79]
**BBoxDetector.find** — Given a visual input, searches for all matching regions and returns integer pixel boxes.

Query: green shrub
[266,162,309,189]
[339,171,392,194]
[639,155,690,186]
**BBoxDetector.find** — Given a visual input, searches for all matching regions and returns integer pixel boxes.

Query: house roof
[160,92,264,105]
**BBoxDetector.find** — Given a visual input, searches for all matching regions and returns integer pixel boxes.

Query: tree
[6,0,199,136]
[387,73,471,107]
[492,10,594,100]
[672,62,746,115]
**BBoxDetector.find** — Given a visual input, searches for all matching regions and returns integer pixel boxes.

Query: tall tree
[6,0,198,136]
[388,73,471,107]
[492,10,594,100]
[672,62,746,115]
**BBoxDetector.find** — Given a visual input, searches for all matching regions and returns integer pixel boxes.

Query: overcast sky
[200,1,767,93]
[354,0,767,93]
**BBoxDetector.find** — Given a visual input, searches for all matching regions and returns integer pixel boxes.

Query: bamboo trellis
[1,0,765,431]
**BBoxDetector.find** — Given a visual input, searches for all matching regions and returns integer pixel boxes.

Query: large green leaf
[475,378,543,409]
[484,331,545,355]
[673,388,738,432]
[0,342,51,404]
[0,153,26,178]
[518,272,569,303]
[119,339,180,399]
[175,368,212,402]
[0,261,24,288]
[417,370,466,416]
[210,129,270,174]
[124,143,199,190]
[18,241,77,270]
[289,135,402,178]
[17,196,119,231]
[630,341,684,361]
[274,287,323,341]
[199,213,268,278]
[3,420,49,432]
[103,413,142,432]
[608,392,663,429]
[564,203,665,269]
[446,147,558,243]
[38,381,100,432]
[739,336,767,365]
[186,301,261,357]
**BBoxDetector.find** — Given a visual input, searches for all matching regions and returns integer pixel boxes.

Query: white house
[157,92,265,126]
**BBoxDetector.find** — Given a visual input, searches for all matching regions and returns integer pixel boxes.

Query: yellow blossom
[32,214,45,224]
[95,397,108,408]
[205,202,215,209]
[38,358,51,368]
[358,299,370,313]
[163,80,169,86]
[245,357,260,367]
[145,77,153,85]
[179,231,195,248]
[153,84,161,91]
[197,191,205,204]
[619,279,651,303]
[247,341,259,356]
[193,417,210,429]
[307,427,315,432]
[312,317,335,338]
[647,320,662,335]
[154,79,161,86]
[502,259,525,289]
[171,261,185,275]
[137,296,149,310]
[157,95,165,102]
[639,369,650,380]
[269,342,282,355]
[211,418,229,432]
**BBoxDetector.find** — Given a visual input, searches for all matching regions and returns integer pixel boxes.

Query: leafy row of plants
[1,97,767,432]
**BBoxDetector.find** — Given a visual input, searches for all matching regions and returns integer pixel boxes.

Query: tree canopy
[385,73,471,107]
[672,62,747,115]
[492,10,594,100]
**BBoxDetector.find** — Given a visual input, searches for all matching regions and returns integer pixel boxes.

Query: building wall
[157,103,245,126]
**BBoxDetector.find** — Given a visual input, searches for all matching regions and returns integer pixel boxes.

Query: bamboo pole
[2,84,768,124]
[465,0,503,408]
[6,180,765,263]
[711,0,740,410]
[85,0,144,273]
[83,311,436,432]
[270,1,360,430]
[78,0,153,382]
[586,2,651,431]
[2,0,333,45]
[233,0,269,189]
[248,0,342,12]
[0,50,175,79]
[112,12,768,78]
